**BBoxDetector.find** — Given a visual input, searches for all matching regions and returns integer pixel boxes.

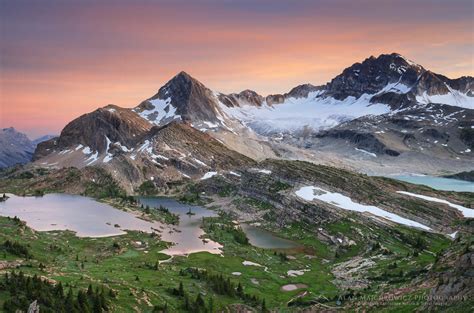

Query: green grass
[0,214,339,312]
[0,194,458,312]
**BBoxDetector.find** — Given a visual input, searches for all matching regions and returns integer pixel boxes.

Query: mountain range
[1,52,473,312]
[0,128,55,168]
[21,53,474,191]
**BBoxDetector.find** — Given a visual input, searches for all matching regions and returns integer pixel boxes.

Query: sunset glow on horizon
[1,0,473,138]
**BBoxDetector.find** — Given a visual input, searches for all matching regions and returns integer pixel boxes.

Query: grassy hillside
[0,160,472,311]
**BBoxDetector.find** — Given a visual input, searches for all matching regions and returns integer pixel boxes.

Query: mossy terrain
[1,209,469,312]
[0,160,472,311]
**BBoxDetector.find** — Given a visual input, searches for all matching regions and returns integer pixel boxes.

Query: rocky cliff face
[135,71,228,128]
[59,104,152,152]
[34,105,152,161]
[425,238,474,310]
[322,53,473,110]
[324,53,422,101]
[285,83,324,99]
[110,122,255,187]
[218,89,264,108]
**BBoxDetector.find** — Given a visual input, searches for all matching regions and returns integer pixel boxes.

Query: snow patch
[156,154,170,161]
[200,171,218,180]
[82,147,92,155]
[85,151,99,165]
[179,171,191,179]
[137,140,151,153]
[139,98,182,124]
[448,231,458,239]
[243,260,261,267]
[203,121,219,128]
[416,89,473,109]
[287,269,310,277]
[396,191,474,218]
[242,260,269,272]
[355,148,377,157]
[193,158,208,167]
[115,142,131,152]
[103,136,113,163]
[295,186,431,230]
[377,81,411,95]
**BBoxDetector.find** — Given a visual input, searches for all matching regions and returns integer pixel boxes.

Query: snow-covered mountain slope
[131,53,472,138]
[31,52,473,185]
[219,90,392,134]
[416,88,473,109]
[132,71,276,160]
[134,71,233,132]
[217,53,473,135]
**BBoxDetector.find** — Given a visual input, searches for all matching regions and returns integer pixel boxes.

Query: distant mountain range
[0,128,55,168]
[5,53,473,189]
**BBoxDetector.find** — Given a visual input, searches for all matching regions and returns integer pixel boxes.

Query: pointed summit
[324,52,424,101]
[174,70,194,80]
[136,71,226,127]
[152,71,205,100]
[165,71,199,88]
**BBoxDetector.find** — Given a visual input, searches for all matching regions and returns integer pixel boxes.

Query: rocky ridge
[29,52,474,186]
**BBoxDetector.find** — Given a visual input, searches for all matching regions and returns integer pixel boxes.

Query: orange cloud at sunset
[1,0,473,137]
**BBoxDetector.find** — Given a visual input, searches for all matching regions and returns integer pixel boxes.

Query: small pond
[137,197,222,256]
[240,223,300,250]
[0,194,222,256]
[0,193,159,237]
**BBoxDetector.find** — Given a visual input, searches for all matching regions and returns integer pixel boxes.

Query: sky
[1,0,473,138]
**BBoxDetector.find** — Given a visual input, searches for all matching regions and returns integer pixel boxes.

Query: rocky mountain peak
[3,126,15,132]
[137,71,225,126]
[1,127,32,145]
[217,89,264,108]
[324,52,424,100]
[52,106,152,153]
[235,89,264,106]
[239,89,262,98]
[285,83,324,99]
[0,127,35,168]
[152,71,206,101]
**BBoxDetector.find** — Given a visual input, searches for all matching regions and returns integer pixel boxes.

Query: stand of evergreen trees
[138,203,179,225]
[205,222,249,245]
[1,271,110,313]
[119,195,138,205]
[166,268,266,312]
[167,282,210,313]
[2,240,31,258]
[229,226,249,245]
